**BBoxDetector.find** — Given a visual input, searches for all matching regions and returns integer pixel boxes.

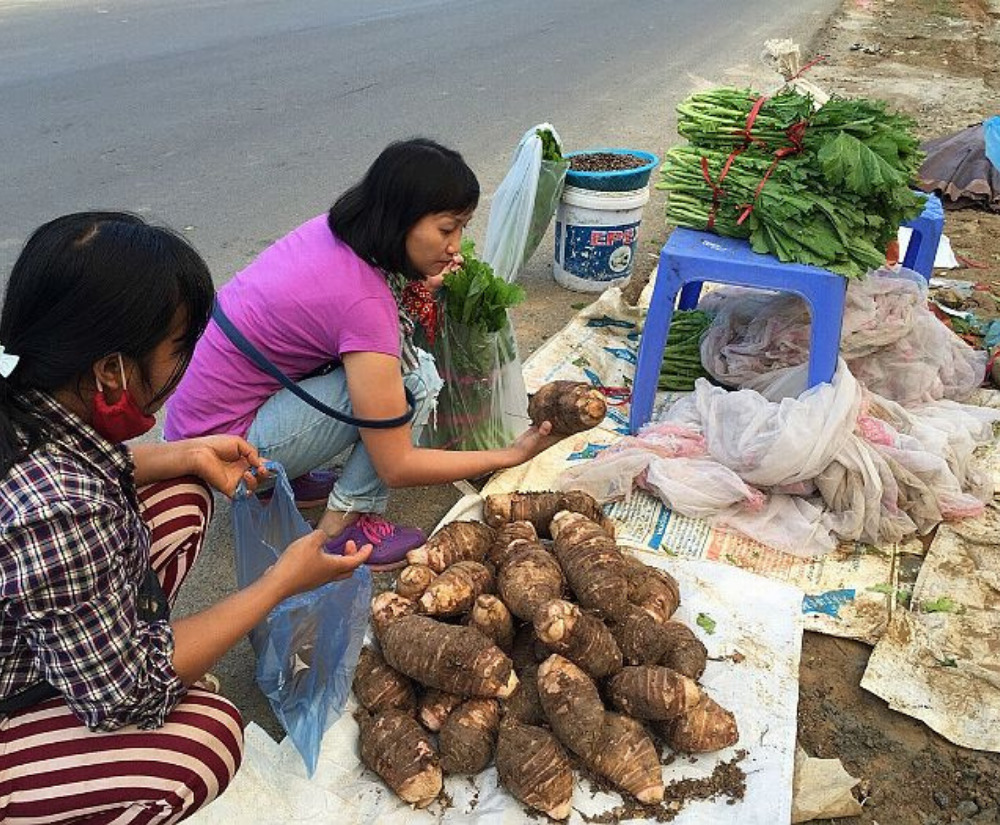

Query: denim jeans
[245,349,442,514]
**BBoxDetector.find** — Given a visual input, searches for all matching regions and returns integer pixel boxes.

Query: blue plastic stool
[900,192,944,281]
[629,228,848,434]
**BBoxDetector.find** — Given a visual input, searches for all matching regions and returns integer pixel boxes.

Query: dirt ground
[751,1,1000,823]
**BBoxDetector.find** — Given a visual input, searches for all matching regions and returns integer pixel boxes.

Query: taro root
[495,719,574,820]
[380,615,518,699]
[528,380,607,436]
[357,709,442,808]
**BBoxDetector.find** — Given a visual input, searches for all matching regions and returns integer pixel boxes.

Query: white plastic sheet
[665,363,861,487]
[188,551,804,825]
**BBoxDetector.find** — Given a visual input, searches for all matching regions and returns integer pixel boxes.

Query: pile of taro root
[352,490,740,820]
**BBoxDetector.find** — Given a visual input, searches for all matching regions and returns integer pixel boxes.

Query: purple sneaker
[324,514,426,572]
[258,469,338,509]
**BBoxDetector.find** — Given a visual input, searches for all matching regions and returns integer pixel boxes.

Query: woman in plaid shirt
[0,213,372,824]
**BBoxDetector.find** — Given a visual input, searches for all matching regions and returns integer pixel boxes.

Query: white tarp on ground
[188,550,803,825]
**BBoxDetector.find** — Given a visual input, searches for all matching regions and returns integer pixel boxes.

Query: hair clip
[0,344,19,378]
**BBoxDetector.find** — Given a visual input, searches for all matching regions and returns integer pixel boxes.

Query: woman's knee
[165,691,246,816]
[138,475,215,528]
[403,349,443,422]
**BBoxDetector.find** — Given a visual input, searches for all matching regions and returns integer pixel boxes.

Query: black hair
[0,211,214,475]
[328,137,479,280]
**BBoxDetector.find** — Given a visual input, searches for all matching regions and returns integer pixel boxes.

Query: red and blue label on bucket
[552,184,650,293]
[555,220,641,282]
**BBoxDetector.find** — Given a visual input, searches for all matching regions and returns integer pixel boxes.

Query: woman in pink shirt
[166,139,561,570]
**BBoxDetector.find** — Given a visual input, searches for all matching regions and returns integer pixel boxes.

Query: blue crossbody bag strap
[211,300,415,429]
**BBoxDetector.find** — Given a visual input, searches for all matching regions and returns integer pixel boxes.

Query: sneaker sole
[365,558,409,573]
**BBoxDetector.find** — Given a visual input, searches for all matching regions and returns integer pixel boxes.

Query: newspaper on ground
[188,546,803,825]
[860,504,1000,752]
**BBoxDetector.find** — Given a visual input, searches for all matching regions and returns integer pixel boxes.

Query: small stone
[956,801,979,818]
[934,792,950,809]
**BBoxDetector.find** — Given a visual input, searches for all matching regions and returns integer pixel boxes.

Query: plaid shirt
[0,390,184,730]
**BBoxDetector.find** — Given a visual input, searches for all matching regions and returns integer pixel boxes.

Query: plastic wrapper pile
[561,270,1000,556]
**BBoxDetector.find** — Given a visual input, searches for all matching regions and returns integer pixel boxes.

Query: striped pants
[0,478,245,825]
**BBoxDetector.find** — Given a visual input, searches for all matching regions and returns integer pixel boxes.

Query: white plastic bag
[664,362,862,487]
[699,268,987,405]
[483,123,568,282]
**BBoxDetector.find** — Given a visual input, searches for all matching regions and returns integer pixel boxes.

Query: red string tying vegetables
[736,118,809,225]
[700,57,825,229]
[593,385,631,406]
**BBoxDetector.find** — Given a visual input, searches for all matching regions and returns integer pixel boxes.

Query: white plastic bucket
[553,184,650,293]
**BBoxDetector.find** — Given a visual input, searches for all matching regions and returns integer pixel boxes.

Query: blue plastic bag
[232,463,371,775]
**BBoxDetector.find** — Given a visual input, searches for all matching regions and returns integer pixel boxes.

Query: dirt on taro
[379,2,1000,823]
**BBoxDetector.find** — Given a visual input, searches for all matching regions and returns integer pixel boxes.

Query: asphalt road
[2,0,839,279]
[0,0,842,738]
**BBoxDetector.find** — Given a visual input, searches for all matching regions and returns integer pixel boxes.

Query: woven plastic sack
[233,463,371,775]
[424,311,527,451]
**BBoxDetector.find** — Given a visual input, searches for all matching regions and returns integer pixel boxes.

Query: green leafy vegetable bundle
[441,240,526,333]
[659,310,713,392]
[659,87,926,277]
[537,127,564,162]
[423,241,527,451]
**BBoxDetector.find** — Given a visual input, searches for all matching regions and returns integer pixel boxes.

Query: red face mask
[92,355,156,443]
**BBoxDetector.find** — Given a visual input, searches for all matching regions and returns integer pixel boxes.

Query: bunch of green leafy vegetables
[537,127,564,162]
[425,241,525,450]
[660,87,926,278]
[441,240,526,333]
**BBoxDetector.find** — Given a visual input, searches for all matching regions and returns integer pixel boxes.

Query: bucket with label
[553,184,650,293]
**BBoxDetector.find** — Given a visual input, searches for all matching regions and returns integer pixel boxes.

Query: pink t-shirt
[164,215,400,439]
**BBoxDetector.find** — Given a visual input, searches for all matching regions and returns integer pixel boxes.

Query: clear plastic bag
[665,362,862,487]
[233,463,372,775]
[424,311,528,451]
[699,268,988,405]
[483,123,568,281]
